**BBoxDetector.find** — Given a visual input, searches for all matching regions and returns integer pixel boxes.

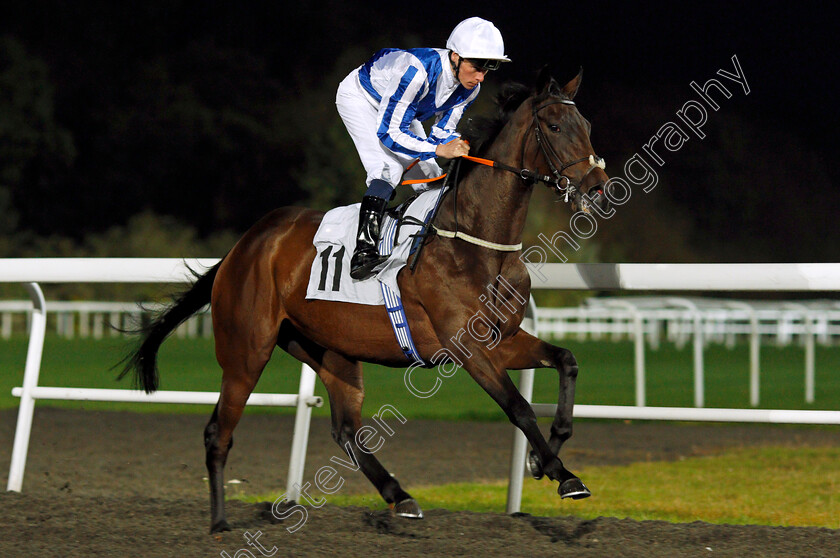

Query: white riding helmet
[446,17,511,69]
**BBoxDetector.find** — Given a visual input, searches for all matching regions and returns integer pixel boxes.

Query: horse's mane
[454,75,570,181]
[460,82,532,156]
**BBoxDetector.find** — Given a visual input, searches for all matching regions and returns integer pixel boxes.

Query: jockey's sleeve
[430,96,477,145]
[375,66,441,161]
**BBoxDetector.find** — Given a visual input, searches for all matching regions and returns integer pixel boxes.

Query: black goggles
[466,58,502,71]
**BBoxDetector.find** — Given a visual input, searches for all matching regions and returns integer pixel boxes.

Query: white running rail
[4,259,840,514]
[0,258,321,504]
[506,262,840,514]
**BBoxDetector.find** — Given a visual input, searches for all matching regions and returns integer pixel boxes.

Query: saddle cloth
[305,187,445,361]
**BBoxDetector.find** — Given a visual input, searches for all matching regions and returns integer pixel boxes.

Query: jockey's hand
[435,138,470,159]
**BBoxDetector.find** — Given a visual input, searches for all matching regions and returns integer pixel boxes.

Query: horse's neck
[437,133,533,247]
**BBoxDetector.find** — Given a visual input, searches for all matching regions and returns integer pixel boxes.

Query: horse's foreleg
[322,364,422,517]
[283,335,422,518]
[458,348,588,499]
[497,329,579,457]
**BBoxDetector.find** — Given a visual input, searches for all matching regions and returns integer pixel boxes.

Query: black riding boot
[350,195,389,280]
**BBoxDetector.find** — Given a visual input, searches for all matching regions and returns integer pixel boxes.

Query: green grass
[241,446,840,528]
[1,334,839,418]
[544,339,840,411]
[3,334,839,528]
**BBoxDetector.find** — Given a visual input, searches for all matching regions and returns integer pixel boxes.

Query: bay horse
[121,66,609,533]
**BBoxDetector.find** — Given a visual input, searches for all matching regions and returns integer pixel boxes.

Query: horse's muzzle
[578,184,610,215]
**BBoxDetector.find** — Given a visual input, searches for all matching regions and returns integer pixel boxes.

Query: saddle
[305,187,447,363]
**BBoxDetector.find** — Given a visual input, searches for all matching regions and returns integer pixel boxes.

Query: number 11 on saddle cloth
[305,187,446,362]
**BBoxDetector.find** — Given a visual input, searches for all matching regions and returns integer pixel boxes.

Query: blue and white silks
[358,48,479,161]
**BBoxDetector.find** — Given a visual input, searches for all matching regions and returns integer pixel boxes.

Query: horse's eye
[548,124,561,133]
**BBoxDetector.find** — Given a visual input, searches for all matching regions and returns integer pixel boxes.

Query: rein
[406,97,606,264]
[463,99,606,205]
[406,157,522,274]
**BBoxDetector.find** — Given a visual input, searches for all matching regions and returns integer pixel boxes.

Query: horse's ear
[536,64,554,94]
[561,67,584,100]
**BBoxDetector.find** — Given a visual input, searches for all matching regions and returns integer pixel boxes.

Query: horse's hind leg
[280,328,422,517]
[204,340,274,533]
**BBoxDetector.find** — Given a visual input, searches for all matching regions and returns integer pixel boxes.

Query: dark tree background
[0,1,836,265]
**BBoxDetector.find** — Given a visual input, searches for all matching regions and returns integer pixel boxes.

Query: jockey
[336,16,510,280]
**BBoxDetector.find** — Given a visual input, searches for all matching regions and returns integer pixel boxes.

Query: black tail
[118,260,223,393]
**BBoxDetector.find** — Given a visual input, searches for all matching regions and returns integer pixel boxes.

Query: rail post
[7,283,47,492]
[506,297,538,514]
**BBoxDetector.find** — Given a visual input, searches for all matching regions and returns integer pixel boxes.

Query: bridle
[530,99,606,208]
[407,95,608,264]
[462,97,607,211]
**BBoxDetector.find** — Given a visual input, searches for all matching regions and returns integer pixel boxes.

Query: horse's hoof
[393,498,424,519]
[210,519,233,533]
[559,478,591,500]
[528,451,544,480]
